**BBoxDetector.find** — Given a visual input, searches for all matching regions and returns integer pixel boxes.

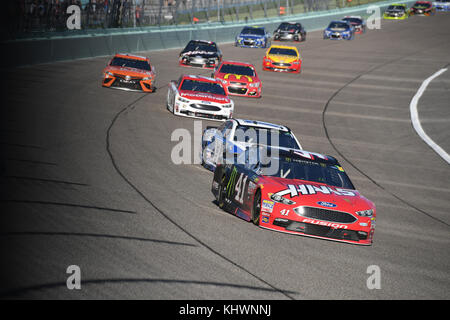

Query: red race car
[213,60,262,98]
[409,1,436,15]
[212,147,376,245]
[342,16,366,34]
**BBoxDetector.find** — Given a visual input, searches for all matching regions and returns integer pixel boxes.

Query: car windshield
[241,27,265,35]
[268,47,298,56]
[180,79,226,95]
[388,5,405,10]
[260,156,355,189]
[328,22,349,31]
[343,18,362,24]
[234,125,300,149]
[219,64,255,76]
[278,23,300,31]
[184,41,217,53]
[110,57,151,71]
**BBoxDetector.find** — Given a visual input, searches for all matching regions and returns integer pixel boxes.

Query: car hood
[262,177,374,210]
[179,90,230,104]
[278,29,298,33]
[326,27,349,32]
[216,72,258,83]
[266,54,299,63]
[239,34,265,39]
[386,9,405,13]
[104,65,152,77]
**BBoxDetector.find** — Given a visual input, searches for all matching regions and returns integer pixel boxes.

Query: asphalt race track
[1,13,449,300]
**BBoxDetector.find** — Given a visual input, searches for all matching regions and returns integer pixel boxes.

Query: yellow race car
[383,3,409,19]
[262,45,302,73]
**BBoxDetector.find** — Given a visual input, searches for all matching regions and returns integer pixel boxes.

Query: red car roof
[219,60,255,68]
[181,74,219,83]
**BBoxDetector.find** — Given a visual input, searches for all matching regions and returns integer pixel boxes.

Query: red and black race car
[213,60,262,98]
[212,147,376,245]
[342,16,366,34]
[409,1,436,15]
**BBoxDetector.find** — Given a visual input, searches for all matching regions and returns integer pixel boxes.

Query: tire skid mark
[106,93,297,299]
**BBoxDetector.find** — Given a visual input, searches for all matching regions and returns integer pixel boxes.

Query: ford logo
[317,201,337,208]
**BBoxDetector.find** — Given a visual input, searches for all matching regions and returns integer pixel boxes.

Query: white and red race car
[166,75,234,121]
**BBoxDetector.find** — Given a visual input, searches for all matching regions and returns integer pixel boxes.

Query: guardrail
[2,0,417,68]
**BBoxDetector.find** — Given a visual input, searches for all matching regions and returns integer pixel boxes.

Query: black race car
[179,40,223,69]
[273,22,306,42]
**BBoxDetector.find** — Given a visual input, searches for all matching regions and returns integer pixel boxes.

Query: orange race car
[102,53,156,92]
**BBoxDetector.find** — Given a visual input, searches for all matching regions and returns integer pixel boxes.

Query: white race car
[167,75,234,121]
[201,118,303,171]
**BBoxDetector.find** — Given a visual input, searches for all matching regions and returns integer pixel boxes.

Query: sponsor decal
[261,200,275,213]
[272,184,356,198]
[181,93,229,102]
[261,216,270,224]
[227,167,238,198]
[182,50,216,56]
[302,218,348,229]
[293,150,328,161]
[317,201,337,208]
[224,74,253,82]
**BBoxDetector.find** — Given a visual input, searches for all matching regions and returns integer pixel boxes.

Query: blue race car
[433,0,450,11]
[323,21,355,40]
[235,26,271,48]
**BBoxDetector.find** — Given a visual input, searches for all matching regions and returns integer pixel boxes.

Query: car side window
[218,121,233,139]
[176,76,183,88]
[246,147,259,170]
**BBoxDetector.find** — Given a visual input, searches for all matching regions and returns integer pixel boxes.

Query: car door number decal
[234,173,248,204]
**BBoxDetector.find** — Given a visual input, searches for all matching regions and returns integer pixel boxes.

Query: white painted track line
[410,68,450,165]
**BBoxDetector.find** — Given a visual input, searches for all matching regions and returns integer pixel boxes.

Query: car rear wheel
[252,189,261,226]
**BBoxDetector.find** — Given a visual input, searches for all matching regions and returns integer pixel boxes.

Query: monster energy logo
[227,166,238,198]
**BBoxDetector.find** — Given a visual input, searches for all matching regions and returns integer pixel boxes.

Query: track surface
[2,14,450,299]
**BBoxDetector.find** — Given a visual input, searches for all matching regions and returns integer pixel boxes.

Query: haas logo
[224,74,253,82]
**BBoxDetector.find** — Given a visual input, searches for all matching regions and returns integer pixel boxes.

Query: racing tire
[251,189,262,226]
[217,175,229,212]
[166,91,174,113]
